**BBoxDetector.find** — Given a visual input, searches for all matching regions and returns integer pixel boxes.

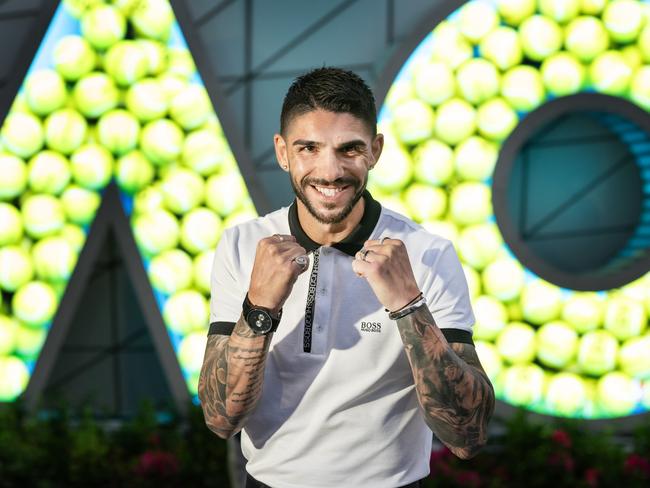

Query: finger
[351,257,371,277]
[291,254,310,273]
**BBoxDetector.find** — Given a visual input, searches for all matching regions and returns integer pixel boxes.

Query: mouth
[309,184,351,200]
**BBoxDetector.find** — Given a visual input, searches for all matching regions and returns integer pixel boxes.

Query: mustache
[302,177,360,187]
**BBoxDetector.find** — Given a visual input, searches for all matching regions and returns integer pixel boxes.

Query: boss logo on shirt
[360,321,382,333]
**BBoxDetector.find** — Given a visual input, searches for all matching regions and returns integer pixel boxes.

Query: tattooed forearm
[396,304,495,459]
[198,316,272,439]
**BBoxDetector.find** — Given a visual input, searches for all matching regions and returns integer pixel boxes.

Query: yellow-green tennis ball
[15,322,47,359]
[521,280,562,325]
[501,363,545,407]
[391,99,435,146]
[578,329,618,376]
[161,167,205,215]
[182,129,229,176]
[61,185,101,225]
[0,315,18,355]
[580,0,606,15]
[169,84,212,131]
[497,321,537,364]
[434,98,476,146]
[458,1,499,43]
[12,281,58,327]
[480,26,523,71]
[402,184,446,222]
[116,150,154,194]
[540,0,580,24]
[140,118,184,165]
[53,35,96,81]
[537,321,579,369]
[59,223,86,253]
[638,25,650,62]
[166,47,197,79]
[97,109,141,155]
[454,136,498,182]
[603,0,644,44]
[622,45,643,71]
[0,203,23,246]
[475,341,503,385]
[163,289,209,334]
[565,16,610,62]
[24,69,67,116]
[63,0,104,18]
[0,153,27,200]
[0,356,30,401]
[81,4,126,50]
[541,52,586,96]
[597,372,638,416]
[132,208,180,256]
[133,184,164,214]
[70,144,113,190]
[562,292,604,333]
[476,97,518,141]
[104,41,148,86]
[193,249,214,295]
[148,248,194,295]
[430,21,473,69]
[473,294,508,341]
[44,108,87,155]
[27,150,70,195]
[384,79,415,112]
[619,335,650,379]
[0,246,33,292]
[130,0,174,42]
[32,236,77,282]
[519,15,563,61]
[412,61,455,106]
[125,78,168,122]
[157,73,188,101]
[501,65,546,112]
[545,372,587,417]
[136,39,167,75]
[412,139,454,186]
[462,263,481,299]
[631,65,650,110]
[21,194,65,239]
[482,256,525,302]
[455,58,500,106]
[0,112,44,158]
[205,172,249,217]
[449,182,491,226]
[111,0,139,15]
[496,0,536,26]
[604,295,647,341]
[180,207,222,255]
[589,51,633,96]
[73,72,119,118]
[178,331,208,374]
[457,222,502,270]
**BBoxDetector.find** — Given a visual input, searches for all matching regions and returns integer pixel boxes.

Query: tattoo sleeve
[396,304,495,459]
[198,315,272,439]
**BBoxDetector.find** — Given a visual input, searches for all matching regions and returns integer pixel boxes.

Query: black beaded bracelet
[388,297,427,320]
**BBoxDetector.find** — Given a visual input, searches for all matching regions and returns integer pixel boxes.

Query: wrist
[246,290,282,317]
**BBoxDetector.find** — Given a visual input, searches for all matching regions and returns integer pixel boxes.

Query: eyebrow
[291,139,367,149]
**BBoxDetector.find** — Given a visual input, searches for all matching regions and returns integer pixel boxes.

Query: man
[199,67,495,488]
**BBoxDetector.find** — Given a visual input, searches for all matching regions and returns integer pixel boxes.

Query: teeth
[314,186,342,197]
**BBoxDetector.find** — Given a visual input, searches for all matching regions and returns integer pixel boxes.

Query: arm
[198,317,272,439]
[395,304,495,459]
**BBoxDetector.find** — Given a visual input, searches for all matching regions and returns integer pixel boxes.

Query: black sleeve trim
[441,328,474,345]
[208,321,236,335]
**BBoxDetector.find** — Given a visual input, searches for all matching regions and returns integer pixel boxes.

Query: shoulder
[378,206,453,254]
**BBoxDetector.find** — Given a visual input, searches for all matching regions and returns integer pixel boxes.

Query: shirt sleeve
[208,229,242,335]
[420,239,475,342]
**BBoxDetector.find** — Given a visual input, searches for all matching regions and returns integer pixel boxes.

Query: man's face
[274,109,383,225]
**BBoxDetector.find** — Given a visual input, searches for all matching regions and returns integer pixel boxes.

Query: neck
[296,197,366,246]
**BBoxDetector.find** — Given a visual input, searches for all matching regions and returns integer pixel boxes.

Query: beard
[289,170,367,225]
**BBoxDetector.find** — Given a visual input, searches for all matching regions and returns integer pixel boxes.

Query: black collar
[288,190,382,257]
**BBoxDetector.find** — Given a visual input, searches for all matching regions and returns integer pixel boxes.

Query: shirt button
[319,287,327,296]
[316,325,323,332]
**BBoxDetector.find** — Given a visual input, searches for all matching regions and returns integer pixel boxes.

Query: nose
[319,148,346,182]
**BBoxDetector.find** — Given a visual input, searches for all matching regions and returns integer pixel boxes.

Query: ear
[274,133,290,171]
[369,133,384,170]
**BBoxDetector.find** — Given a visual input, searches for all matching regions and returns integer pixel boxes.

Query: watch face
[246,309,273,334]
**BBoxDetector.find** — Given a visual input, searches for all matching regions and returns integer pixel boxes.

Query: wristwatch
[242,293,282,335]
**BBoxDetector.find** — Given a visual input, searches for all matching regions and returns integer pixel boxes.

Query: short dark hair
[280,67,377,136]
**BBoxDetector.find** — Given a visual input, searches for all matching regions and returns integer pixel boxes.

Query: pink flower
[550,429,572,449]
[547,452,575,473]
[624,454,650,478]
[584,467,599,487]
[135,450,179,478]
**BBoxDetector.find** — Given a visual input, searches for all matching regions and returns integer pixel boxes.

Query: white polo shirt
[208,191,474,488]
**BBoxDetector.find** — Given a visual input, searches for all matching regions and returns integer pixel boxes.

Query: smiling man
[199,67,495,488]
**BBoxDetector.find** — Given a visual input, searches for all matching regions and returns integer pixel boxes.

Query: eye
[300,144,317,153]
[342,144,363,154]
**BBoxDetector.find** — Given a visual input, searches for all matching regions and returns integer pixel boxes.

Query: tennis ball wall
[373,0,650,419]
[0,0,256,401]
